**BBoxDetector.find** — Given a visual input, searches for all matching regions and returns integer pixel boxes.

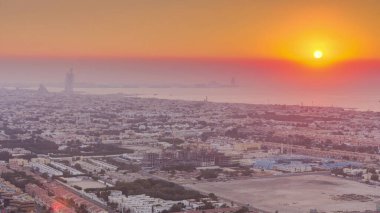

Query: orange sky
[1,0,380,62]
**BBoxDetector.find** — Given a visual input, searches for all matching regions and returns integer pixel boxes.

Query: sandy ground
[185,175,380,213]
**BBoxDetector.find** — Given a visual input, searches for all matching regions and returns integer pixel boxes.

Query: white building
[31,157,51,164]
[75,161,103,173]
[31,162,63,177]
[49,161,84,175]
[0,148,32,156]
[343,168,366,176]
[88,159,118,171]
[108,192,179,213]
[274,162,312,173]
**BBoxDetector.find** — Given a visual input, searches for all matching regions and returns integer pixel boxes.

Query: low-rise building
[26,184,76,213]
[109,192,178,213]
[49,161,84,175]
[88,159,118,171]
[31,162,63,177]
[9,158,29,167]
[75,160,102,173]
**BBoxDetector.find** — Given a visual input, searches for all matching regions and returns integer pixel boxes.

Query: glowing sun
[314,50,323,59]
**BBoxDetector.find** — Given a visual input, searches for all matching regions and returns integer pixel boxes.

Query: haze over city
[1,1,380,92]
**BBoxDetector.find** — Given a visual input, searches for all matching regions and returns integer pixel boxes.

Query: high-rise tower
[230,77,237,87]
[64,69,74,94]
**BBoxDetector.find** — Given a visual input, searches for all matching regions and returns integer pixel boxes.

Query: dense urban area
[0,85,380,213]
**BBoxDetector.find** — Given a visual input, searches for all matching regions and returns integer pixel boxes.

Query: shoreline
[3,86,380,112]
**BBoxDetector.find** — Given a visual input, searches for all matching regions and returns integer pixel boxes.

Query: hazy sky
[0,0,380,91]
[1,0,380,60]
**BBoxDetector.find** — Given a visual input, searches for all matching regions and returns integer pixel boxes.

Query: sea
[31,86,380,112]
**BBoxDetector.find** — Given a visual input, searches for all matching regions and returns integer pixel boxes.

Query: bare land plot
[185,175,380,213]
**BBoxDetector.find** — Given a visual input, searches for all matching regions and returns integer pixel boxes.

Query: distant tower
[230,77,237,87]
[37,84,49,95]
[64,69,75,94]
[204,96,208,102]
[281,143,284,154]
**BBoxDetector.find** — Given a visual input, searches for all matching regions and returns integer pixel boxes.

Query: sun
[313,50,323,59]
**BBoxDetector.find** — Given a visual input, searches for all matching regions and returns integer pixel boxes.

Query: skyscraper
[64,69,74,94]
[230,77,237,87]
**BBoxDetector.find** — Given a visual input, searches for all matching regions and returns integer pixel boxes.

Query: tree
[356,171,363,177]
[225,128,239,138]
[199,169,221,179]
[331,168,344,176]
[368,168,376,174]
[234,207,249,213]
[76,204,89,213]
[200,201,214,210]
[0,152,11,162]
[41,173,49,179]
[108,202,118,210]
[208,193,218,201]
[68,199,75,207]
[168,203,183,212]
[114,179,204,201]
[62,169,71,177]
[220,204,228,208]
[371,174,379,181]
[74,163,82,170]
[73,185,83,191]
[97,190,111,202]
